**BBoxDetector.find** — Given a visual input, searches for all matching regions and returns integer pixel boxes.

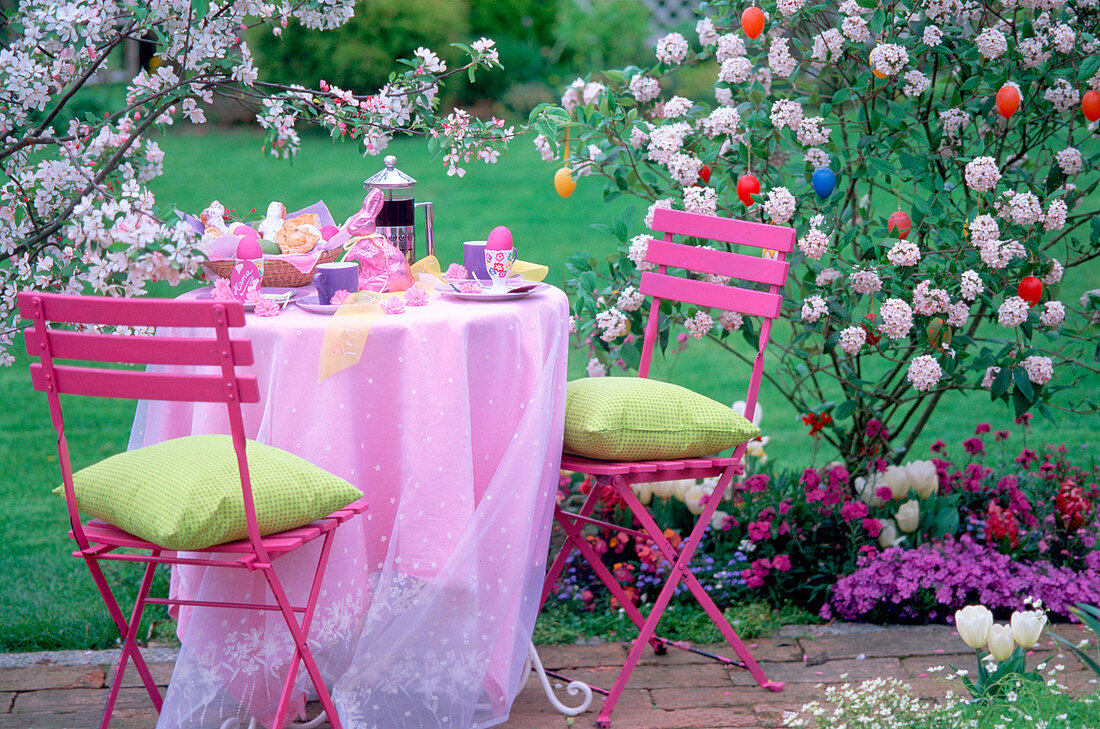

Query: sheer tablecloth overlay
[129,286,569,729]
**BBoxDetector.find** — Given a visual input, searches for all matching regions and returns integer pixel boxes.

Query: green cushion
[563,377,760,461]
[59,435,362,550]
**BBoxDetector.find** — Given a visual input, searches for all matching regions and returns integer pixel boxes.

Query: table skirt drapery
[128,288,569,729]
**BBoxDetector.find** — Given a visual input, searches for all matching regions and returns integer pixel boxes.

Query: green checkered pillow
[563,377,760,461]
[58,435,361,550]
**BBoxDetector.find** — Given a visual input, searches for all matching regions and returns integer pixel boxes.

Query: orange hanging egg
[1083,90,1100,122]
[554,167,576,198]
[741,6,765,39]
[699,164,712,184]
[872,68,887,79]
[995,84,1020,119]
[887,210,911,239]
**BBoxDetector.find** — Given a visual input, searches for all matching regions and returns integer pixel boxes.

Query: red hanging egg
[995,85,1021,119]
[1018,276,1043,306]
[1083,90,1100,123]
[741,6,765,39]
[736,174,760,207]
[887,210,911,239]
[863,313,881,346]
[699,164,712,184]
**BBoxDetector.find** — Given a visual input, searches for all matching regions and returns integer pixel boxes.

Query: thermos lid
[364,155,417,191]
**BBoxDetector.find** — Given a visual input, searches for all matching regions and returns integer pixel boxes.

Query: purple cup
[313,261,359,305]
[462,240,490,284]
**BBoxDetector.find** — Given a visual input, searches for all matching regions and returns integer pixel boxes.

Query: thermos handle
[416,201,434,257]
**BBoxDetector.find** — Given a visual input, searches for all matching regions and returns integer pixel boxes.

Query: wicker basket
[202,248,342,288]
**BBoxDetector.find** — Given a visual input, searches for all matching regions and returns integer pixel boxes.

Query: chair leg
[83,555,164,728]
[540,483,604,608]
[265,531,343,729]
[618,473,781,689]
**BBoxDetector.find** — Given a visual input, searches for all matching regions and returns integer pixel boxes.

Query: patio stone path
[0,623,1093,728]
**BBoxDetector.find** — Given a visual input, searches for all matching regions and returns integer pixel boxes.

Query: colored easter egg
[486,225,514,251]
[320,225,339,241]
[236,236,263,259]
[699,164,712,184]
[1083,90,1100,122]
[1018,276,1043,306]
[736,174,760,207]
[554,167,576,198]
[207,233,240,259]
[996,85,1020,119]
[812,168,836,199]
[872,68,887,79]
[260,239,282,255]
[229,222,259,241]
[741,6,765,39]
[887,210,911,239]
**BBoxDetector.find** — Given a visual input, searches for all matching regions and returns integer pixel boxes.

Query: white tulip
[955,604,994,649]
[631,482,653,506]
[906,460,939,499]
[650,480,674,499]
[988,623,1015,661]
[732,400,763,427]
[855,472,886,507]
[683,484,706,515]
[1010,610,1046,649]
[671,479,695,502]
[895,499,920,533]
[710,509,730,531]
[883,465,911,500]
[878,519,904,548]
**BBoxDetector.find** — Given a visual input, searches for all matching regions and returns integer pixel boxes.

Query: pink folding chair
[19,292,368,729]
[542,208,794,726]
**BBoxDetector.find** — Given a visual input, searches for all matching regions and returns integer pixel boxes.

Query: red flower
[862,518,883,538]
[984,501,1019,548]
[802,412,833,436]
[1056,479,1093,531]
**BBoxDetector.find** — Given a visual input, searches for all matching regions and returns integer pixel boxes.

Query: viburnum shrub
[0,1,515,364]
[531,0,1100,466]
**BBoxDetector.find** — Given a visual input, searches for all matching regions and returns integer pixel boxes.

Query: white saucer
[295,293,345,314]
[436,282,548,302]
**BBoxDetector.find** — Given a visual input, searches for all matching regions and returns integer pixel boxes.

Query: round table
[129,285,569,729]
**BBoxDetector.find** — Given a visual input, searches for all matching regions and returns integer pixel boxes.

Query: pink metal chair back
[20,291,366,729]
[543,209,794,727]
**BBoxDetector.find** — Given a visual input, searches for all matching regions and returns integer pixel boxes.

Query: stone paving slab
[727,656,906,686]
[797,625,968,660]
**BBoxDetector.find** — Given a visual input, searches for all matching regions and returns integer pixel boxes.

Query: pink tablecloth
[129,286,569,729]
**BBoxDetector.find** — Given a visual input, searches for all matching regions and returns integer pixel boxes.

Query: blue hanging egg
[812,167,836,199]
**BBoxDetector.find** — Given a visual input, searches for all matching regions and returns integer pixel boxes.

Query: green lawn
[1,128,1096,651]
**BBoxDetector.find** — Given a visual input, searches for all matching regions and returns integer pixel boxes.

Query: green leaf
[991,367,1012,399]
[932,507,958,538]
[1046,165,1067,195]
[1013,367,1035,402]
[834,400,857,420]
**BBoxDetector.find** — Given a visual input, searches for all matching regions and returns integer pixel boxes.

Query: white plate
[436,282,548,302]
[295,293,345,314]
[193,286,309,310]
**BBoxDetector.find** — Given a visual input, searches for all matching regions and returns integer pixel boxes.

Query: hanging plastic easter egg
[699,164,712,184]
[887,210,911,239]
[741,6,765,39]
[554,167,576,198]
[872,68,887,79]
[736,173,760,207]
[1083,90,1100,123]
[996,84,1020,119]
[1018,276,1043,306]
[812,168,836,199]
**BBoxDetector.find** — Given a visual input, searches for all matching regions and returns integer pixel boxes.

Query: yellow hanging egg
[554,167,576,198]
